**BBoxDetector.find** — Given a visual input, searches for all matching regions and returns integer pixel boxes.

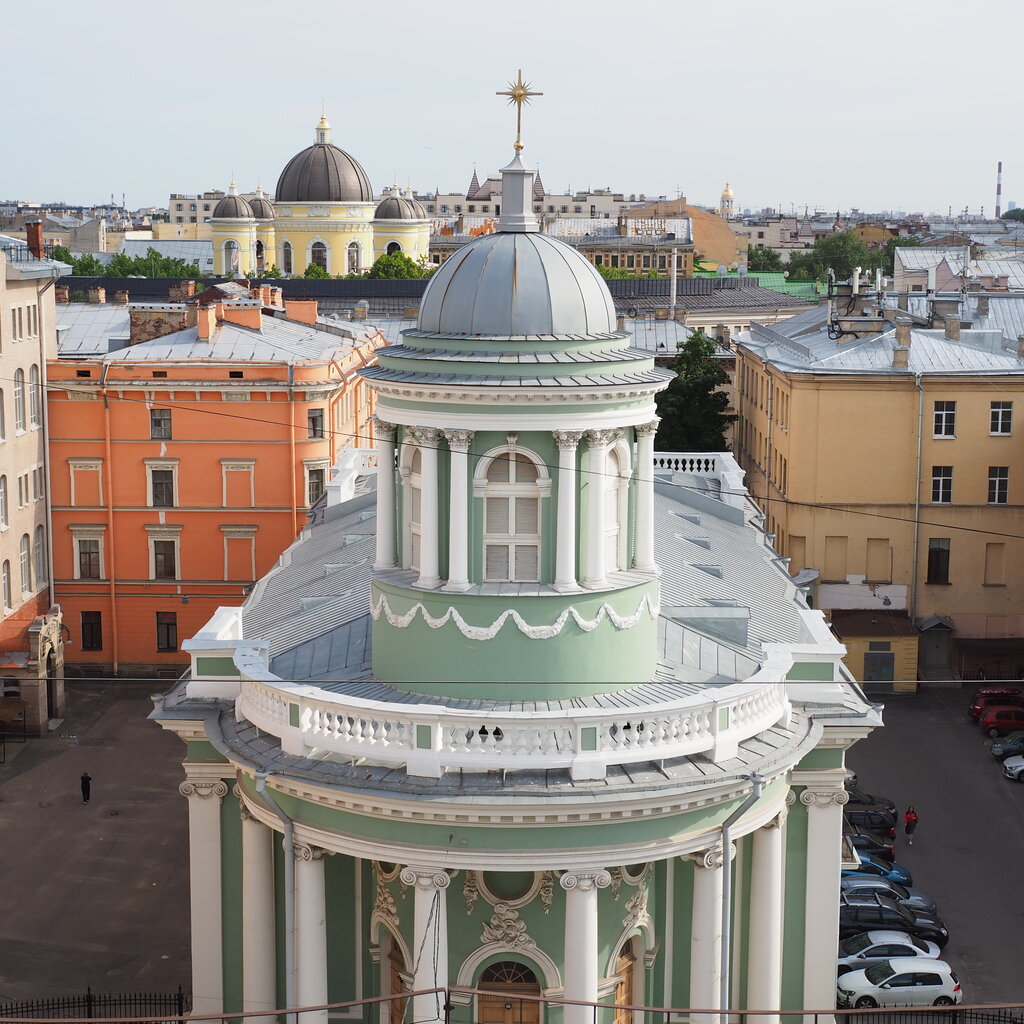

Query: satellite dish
[716,265,727,277]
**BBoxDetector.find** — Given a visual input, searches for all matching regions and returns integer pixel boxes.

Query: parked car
[836,958,962,1008]
[842,853,913,886]
[844,768,860,790]
[979,705,1024,737]
[844,807,897,837]
[837,931,941,976]
[1002,754,1024,781]
[990,732,1024,759]
[968,687,1023,720]
[844,788,897,813]
[840,877,938,915]
[845,824,896,862]
[838,894,949,948]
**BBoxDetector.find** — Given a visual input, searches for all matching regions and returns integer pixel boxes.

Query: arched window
[29,364,41,427]
[282,241,293,275]
[1,560,10,611]
[33,525,46,585]
[311,241,328,271]
[405,446,422,571]
[483,452,543,583]
[14,369,26,431]
[605,446,630,572]
[0,387,6,439]
[386,241,401,256]
[255,239,264,272]
[0,475,7,527]
[19,534,31,593]
[347,241,360,274]
[224,239,240,274]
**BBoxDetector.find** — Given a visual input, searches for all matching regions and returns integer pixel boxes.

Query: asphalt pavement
[847,684,1024,1006]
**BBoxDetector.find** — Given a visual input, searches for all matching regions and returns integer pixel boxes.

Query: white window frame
[399,442,423,572]
[990,401,1012,436]
[933,400,956,438]
[69,458,103,507]
[605,441,632,573]
[145,458,179,508]
[71,525,107,581]
[0,474,7,529]
[220,525,258,581]
[33,525,46,586]
[303,458,329,508]
[13,368,26,432]
[221,459,255,507]
[28,364,41,427]
[931,465,953,504]
[19,533,32,594]
[1,559,11,611]
[146,524,182,580]
[988,466,1009,505]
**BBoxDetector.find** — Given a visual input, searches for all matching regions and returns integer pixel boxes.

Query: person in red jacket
[904,805,919,845]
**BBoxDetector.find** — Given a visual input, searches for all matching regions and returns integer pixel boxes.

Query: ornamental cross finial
[497,70,542,151]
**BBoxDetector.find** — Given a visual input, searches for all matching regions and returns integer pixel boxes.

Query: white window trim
[398,441,422,572]
[70,524,107,581]
[145,458,180,507]
[69,458,104,507]
[303,458,329,508]
[606,440,632,573]
[145,524,182,580]
[221,459,255,508]
[220,525,258,581]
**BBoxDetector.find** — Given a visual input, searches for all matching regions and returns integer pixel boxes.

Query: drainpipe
[99,362,120,675]
[288,365,299,537]
[256,771,296,1024]
[720,773,764,1024]
[910,374,925,622]
[669,246,678,318]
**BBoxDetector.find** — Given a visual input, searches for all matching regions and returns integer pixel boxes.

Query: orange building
[48,293,384,677]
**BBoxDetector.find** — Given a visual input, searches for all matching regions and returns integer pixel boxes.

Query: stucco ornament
[610,867,624,902]
[481,903,536,950]
[464,870,480,917]
[374,876,400,932]
[623,884,648,930]
[539,871,554,914]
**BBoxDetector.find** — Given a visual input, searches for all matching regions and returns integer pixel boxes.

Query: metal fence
[0,987,188,1022]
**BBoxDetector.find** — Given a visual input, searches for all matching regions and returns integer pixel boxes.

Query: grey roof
[375,195,427,220]
[418,231,617,337]
[901,292,1024,343]
[213,194,254,219]
[276,143,373,203]
[56,303,131,355]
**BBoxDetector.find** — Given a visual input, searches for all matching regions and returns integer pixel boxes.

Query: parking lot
[846,683,1024,1005]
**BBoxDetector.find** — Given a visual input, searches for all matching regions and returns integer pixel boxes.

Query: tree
[302,261,331,279]
[1001,208,1024,222]
[881,235,920,275]
[747,245,783,272]
[595,263,632,280]
[366,252,427,279]
[260,264,282,279]
[785,230,879,283]
[655,328,736,452]
[105,247,200,278]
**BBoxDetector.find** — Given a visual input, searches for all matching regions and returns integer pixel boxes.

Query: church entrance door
[478,962,541,1024]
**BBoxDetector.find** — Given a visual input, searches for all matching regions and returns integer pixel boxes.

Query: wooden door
[478,962,541,1024]
[613,942,637,1024]
[387,946,407,1024]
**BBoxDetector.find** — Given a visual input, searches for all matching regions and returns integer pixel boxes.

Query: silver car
[1003,753,1024,781]
[837,931,941,976]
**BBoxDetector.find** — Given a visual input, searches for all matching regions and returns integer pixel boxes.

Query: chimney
[1017,336,1024,359]
[167,280,197,302]
[892,346,910,369]
[881,306,897,322]
[285,299,318,325]
[944,317,960,341]
[87,286,106,304]
[25,220,44,260]
[353,299,369,320]
[55,284,70,304]
[270,287,283,307]
[719,326,732,348]
[674,308,688,324]
[219,300,263,330]
[654,307,669,320]
[129,303,191,344]
[895,319,912,347]
[403,306,420,319]
[196,304,216,341]
[977,294,990,316]
[114,290,130,305]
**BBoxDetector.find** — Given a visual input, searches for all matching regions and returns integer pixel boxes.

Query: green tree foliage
[881,235,920,275]
[259,264,282,279]
[366,252,428,279]
[786,230,880,283]
[655,328,736,452]
[302,261,331,279]
[105,247,200,278]
[1000,208,1024,222]
[595,263,633,280]
[50,245,109,276]
[747,245,783,272]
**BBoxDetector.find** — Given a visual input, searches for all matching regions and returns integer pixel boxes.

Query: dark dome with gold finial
[275,116,373,204]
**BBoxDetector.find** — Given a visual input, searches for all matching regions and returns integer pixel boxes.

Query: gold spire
[497,69,542,151]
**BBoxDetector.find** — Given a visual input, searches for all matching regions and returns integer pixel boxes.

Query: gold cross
[496,70,542,151]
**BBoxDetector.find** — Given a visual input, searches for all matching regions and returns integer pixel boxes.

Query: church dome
[249,187,275,220]
[275,116,373,203]
[213,191,254,219]
[375,194,427,220]
[417,231,617,337]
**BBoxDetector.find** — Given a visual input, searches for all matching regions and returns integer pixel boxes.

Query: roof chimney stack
[895,319,912,347]
[25,220,44,260]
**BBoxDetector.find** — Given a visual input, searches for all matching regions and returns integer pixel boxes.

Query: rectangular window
[988,466,1009,504]
[150,408,172,439]
[931,466,953,503]
[156,611,178,651]
[153,540,177,579]
[307,408,325,439]
[991,401,1012,435]
[151,469,175,507]
[78,539,101,579]
[933,400,956,437]
[927,538,950,584]
[985,543,1005,585]
[307,467,325,506]
[80,611,102,651]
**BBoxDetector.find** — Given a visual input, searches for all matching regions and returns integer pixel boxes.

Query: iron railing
[0,987,188,1022]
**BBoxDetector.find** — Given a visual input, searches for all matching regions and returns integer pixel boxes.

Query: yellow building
[211,117,429,277]
[735,298,1024,684]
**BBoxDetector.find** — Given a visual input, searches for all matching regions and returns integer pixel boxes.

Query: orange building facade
[48,297,384,677]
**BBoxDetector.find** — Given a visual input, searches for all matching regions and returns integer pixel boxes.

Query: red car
[968,687,1023,721]
[979,705,1024,737]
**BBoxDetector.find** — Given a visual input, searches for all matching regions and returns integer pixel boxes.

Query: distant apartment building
[47,287,385,678]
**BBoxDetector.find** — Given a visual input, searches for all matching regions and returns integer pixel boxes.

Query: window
[311,241,328,270]
[151,469,175,507]
[81,611,102,650]
[991,401,1012,435]
[77,538,101,579]
[605,448,629,572]
[307,467,325,506]
[0,475,6,528]
[152,540,178,579]
[347,242,359,274]
[927,538,950,584]
[1,560,10,610]
[308,408,325,438]
[282,241,293,275]
[224,239,240,274]
[28,365,41,427]
[33,526,45,585]
[989,466,1009,504]
[483,452,543,583]
[152,371,167,379]
[156,611,178,651]
[454,204,463,213]
[150,408,172,439]
[228,370,243,379]
[931,466,952,503]
[19,534,31,593]
[933,400,956,437]
[0,387,5,439]
[14,369,25,431]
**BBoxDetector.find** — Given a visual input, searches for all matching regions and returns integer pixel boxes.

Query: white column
[687,847,728,1024]
[374,421,397,569]
[746,814,785,1024]
[412,429,442,589]
[443,429,473,591]
[634,420,659,573]
[400,868,450,1023]
[560,869,611,1024]
[241,805,277,1024]
[179,777,228,1016]
[553,430,584,591]
[295,842,329,1024]
[583,429,616,588]
[800,787,848,1021]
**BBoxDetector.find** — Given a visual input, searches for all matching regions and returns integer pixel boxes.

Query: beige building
[735,294,1024,684]
[0,228,66,733]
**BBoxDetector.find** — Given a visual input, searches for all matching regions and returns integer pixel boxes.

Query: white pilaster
[634,421,659,573]
[443,430,473,592]
[583,430,616,588]
[553,430,584,591]
[400,867,451,1024]
[179,776,228,1016]
[800,787,848,1021]
[374,421,397,569]
[241,805,277,1024]
[295,843,329,1024]
[747,814,785,1024]
[412,429,442,589]
[687,847,729,1024]
[560,869,611,1024]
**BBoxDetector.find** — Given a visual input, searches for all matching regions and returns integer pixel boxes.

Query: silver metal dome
[417,232,616,337]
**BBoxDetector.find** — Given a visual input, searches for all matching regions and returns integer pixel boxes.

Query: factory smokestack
[996,161,1003,219]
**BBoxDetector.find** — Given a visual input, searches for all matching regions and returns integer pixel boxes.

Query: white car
[837,931,941,975]
[837,957,962,1008]
[1003,754,1024,781]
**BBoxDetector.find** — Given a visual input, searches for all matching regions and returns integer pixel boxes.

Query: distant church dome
[213,183,254,219]
[275,116,373,203]
[249,186,275,220]
[417,231,616,337]
[375,191,427,220]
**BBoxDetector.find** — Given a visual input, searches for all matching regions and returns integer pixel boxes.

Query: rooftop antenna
[996,161,1003,219]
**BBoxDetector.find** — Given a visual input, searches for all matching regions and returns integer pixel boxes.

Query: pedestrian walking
[81,771,92,804]
[904,805,918,845]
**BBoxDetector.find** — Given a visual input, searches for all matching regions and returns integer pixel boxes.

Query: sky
[6,0,1022,217]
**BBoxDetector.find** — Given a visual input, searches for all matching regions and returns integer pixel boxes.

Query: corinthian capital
[684,843,735,870]
[409,427,442,447]
[552,429,585,451]
[294,842,329,862]
[559,870,612,893]
[178,780,229,800]
[400,867,452,891]
[443,429,474,451]
[586,429,619,449]
[799,788,849,809]
[634,419,660,438]
[375,420,397,442]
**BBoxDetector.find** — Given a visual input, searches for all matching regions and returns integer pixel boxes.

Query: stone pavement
[0,681,191,1002]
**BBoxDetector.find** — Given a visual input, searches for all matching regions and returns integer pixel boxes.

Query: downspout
[720,773,764,1024]
[100,362,120,675]
[910,374,925,621]
[288,365,298,538]
[256,771,296,1024]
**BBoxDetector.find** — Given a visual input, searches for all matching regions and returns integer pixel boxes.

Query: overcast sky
[6,0,1020,217]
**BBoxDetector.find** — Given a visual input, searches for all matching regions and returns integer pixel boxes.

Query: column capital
[634,419,661,438]
[552,429,585,451]
[239,801,257,824]
[375,420,397,442]
[179,779,229,800]
[400,867,452,891]
[559,869,612,892]
[409,427,443,447]
[684,843,735,870]
[294,842,329,862]
[585,428,619,449]
[442,428,474,451]
[799,787,849,809]
[762,805,788,830]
